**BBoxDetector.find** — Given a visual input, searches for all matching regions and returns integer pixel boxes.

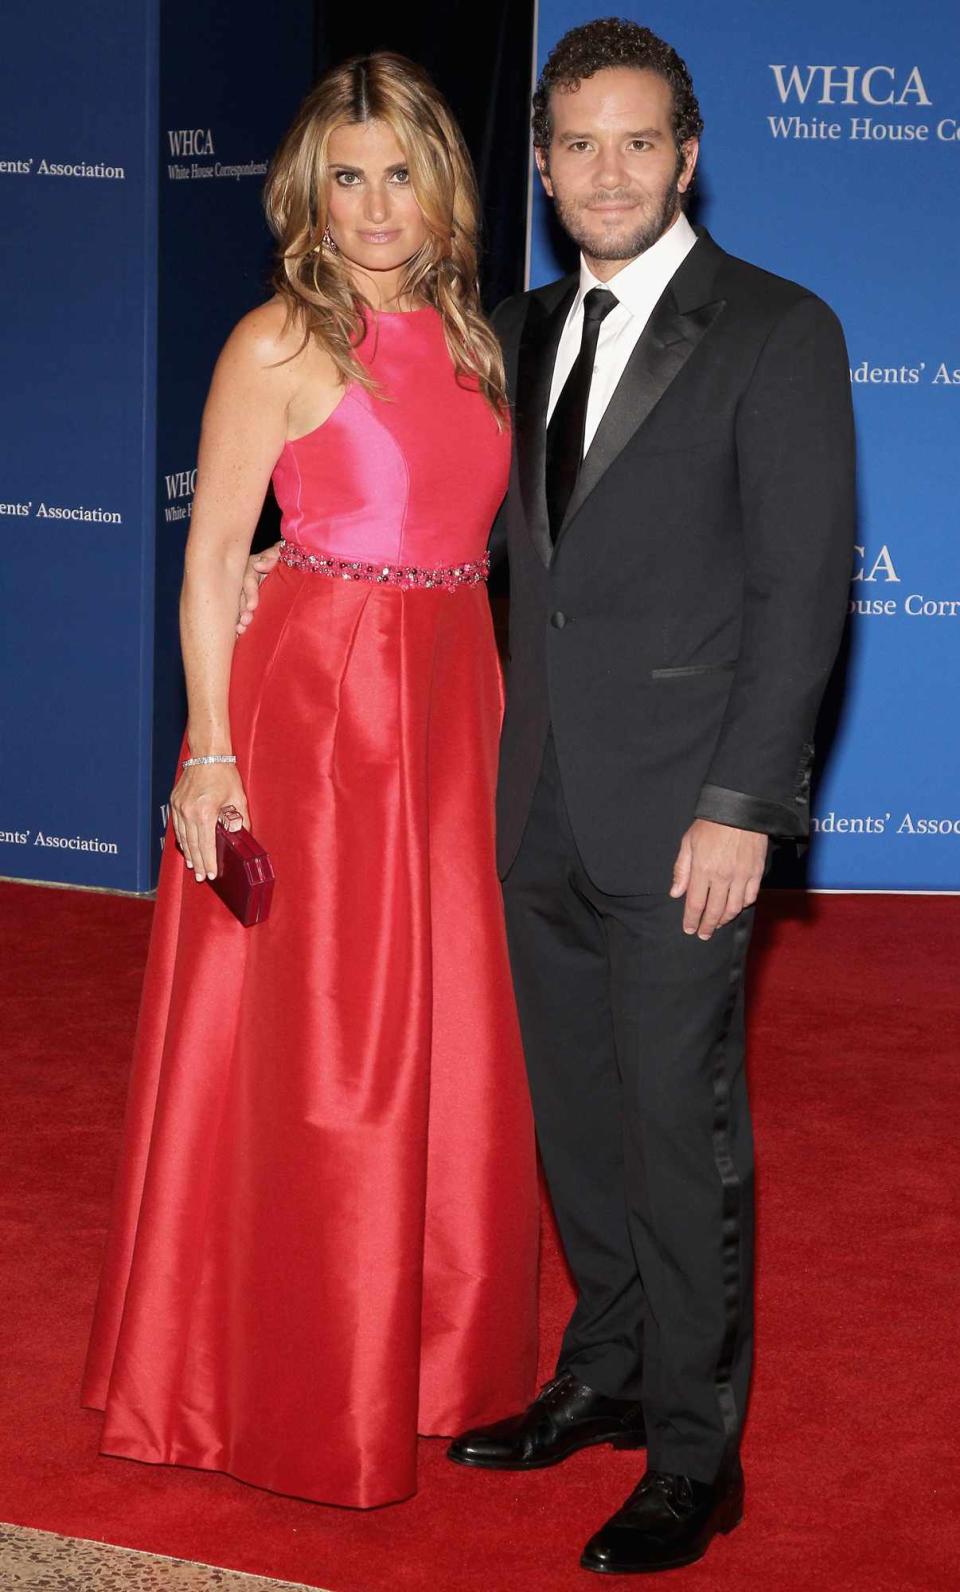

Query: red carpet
[1,882,958,1590]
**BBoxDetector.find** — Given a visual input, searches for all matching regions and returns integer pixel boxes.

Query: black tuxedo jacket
[488,228,856,894]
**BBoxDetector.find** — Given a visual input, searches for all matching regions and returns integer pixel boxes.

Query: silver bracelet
[182,754,237,768]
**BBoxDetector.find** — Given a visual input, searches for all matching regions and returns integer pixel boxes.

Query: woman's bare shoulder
[219,295,338,393]
[219,296,308,371]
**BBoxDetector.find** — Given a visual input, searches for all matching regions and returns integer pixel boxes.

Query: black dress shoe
[446,1372,646,1470]
[580,1464,744,1574]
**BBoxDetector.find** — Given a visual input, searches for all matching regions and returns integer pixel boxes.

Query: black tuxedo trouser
[502,734,755,1484]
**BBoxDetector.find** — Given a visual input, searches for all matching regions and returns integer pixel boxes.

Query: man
[240,18,854,1574]
[444,18,855,1576]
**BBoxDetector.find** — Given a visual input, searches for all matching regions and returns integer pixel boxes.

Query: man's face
[536,67,698,267]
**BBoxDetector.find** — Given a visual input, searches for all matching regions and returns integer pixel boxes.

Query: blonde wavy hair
[264,53,507,418]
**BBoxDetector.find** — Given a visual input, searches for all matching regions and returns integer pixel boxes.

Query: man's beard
[553,178,682,262]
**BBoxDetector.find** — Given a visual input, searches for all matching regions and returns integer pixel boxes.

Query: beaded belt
[278,539,489,592]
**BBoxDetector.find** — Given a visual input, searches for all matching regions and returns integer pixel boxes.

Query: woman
[82,53,539,1510]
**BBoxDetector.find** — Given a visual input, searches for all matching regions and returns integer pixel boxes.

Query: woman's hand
[170,762,250,882]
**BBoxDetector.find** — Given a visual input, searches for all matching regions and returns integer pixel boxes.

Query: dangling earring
[322,226,337,252]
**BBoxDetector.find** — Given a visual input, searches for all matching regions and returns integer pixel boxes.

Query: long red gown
[82,306,539,1508]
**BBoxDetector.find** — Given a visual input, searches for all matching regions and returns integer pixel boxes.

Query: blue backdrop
[0,1,312,891]
[1,1,158,891]
[531,1,960,890]
[152,2,313,880]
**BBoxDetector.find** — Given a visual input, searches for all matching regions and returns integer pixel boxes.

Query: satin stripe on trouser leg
[502,734,755,1484]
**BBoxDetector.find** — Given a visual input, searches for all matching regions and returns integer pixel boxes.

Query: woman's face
[325,118,429,282]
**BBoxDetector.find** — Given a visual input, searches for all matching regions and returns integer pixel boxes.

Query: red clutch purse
[210,811,275,926]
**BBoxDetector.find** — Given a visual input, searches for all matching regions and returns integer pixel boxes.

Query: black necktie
[545,286,618,543]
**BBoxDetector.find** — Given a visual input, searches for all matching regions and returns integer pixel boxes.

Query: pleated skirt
[82,560,539,1508]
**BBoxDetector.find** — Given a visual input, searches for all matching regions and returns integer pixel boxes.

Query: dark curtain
[312,1,535,309]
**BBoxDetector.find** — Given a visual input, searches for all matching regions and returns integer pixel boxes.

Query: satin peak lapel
[514,279,577,567]
[556,290,726,548]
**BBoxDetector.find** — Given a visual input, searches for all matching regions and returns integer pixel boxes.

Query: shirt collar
[575,211,699,319]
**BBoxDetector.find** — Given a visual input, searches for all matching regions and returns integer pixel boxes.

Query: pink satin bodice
[271,307,510,569]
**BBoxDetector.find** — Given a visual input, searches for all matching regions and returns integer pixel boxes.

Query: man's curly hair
[532,18,704,158]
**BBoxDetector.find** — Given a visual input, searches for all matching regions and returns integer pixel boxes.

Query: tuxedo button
[550,611,568,629]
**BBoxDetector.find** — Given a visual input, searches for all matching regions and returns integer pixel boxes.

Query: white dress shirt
[546,211,699,455]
